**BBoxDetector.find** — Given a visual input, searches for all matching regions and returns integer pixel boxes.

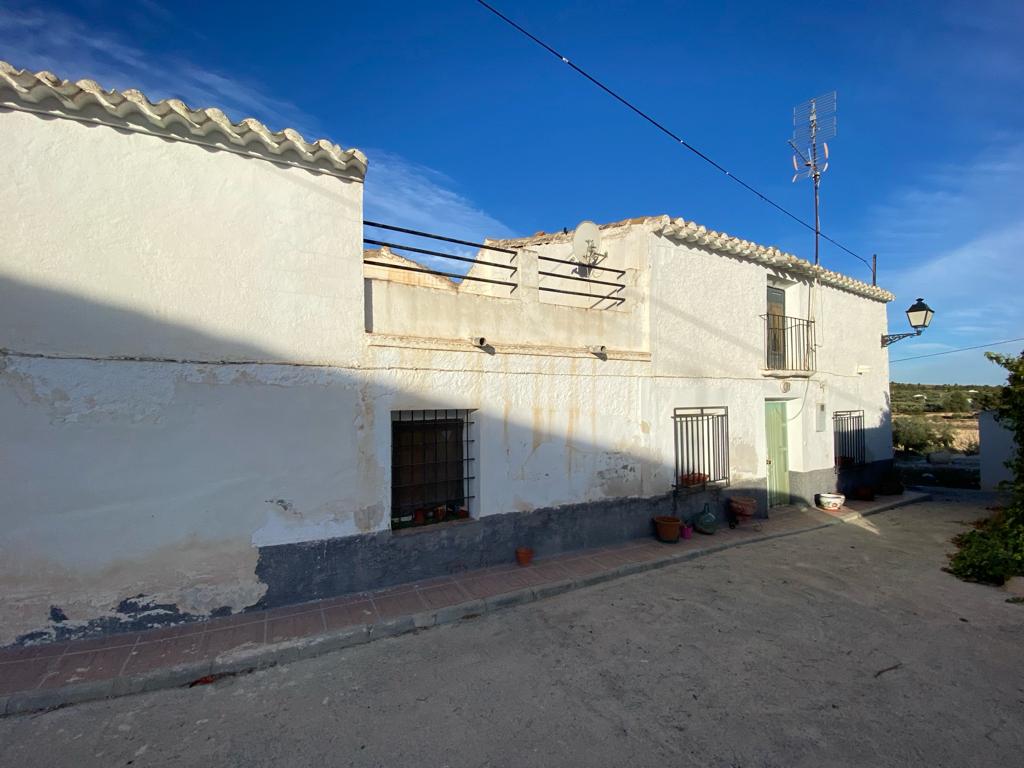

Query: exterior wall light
[587,345,608,356]
[882,298,934,347]
[470,337,488,348]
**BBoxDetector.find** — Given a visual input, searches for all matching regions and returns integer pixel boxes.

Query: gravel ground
[2,490,1021,767]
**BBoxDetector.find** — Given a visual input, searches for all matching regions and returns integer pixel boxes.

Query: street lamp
[882,298,934,347]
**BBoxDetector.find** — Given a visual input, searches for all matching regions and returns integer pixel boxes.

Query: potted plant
[679,472,709,488]
[414,508,427,526]
[515,546,534,566]
[653,515,682,543]
[851,485,876,501]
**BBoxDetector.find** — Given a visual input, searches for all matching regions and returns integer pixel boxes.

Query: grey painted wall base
[787,459,894,508]
[255,487,768,609]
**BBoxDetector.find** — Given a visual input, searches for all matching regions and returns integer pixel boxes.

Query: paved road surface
[2,491,1021,767]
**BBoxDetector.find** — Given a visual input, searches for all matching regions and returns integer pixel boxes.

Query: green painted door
[765,401,790,506]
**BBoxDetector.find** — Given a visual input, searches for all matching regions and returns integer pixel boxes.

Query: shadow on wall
[0,272,888,645]
[2,273,754,646]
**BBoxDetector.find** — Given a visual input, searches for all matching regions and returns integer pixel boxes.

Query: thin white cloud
[0,3,513,265]
[363,151,515,268]
[876,144,1024,384]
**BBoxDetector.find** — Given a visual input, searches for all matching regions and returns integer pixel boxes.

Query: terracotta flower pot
[456,507,470,519]
[413,509,427,525]
[515,546,534,567]
[729,496,758,518]
[434,505,447,522]
[653,515,682,543]
[679,472,709,488]
[852,485,876,501]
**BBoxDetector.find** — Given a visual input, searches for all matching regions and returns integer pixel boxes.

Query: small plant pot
[515,546,534,567]
[434,505,447,522]
[456,507,470,519]
[679,472,709,488]
[728,496,758,518]
[681,524,694,540]
[653,515,682,543]
[413,509,427,526]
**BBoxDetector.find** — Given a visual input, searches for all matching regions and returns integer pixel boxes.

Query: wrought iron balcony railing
[763,314,816,372]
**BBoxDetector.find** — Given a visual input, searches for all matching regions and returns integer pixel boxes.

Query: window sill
[761,369,815,379]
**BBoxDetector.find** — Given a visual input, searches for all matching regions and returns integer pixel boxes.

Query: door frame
[764,400,791,507]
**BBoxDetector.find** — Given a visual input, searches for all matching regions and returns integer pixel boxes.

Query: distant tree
[933,421,956,449]
[892,416,934,453]
[945,390,970,413]
[975,390,1001,411]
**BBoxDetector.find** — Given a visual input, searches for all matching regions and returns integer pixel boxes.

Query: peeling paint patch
[353,502,385,533]
[0,536,267,645]
[11,594,221,647]
[266,498,297,516]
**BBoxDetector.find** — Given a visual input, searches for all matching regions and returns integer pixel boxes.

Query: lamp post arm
[881,330,922,348]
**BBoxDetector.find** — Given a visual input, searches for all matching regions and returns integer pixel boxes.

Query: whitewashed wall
[0,109,367,642]
[980,411,1015,491]
[0,106,892,643]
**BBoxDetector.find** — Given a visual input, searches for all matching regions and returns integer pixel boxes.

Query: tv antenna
[789,91,836,266]
[571,221,606,278]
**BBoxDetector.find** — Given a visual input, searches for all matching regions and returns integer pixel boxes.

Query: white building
[0,61,894,645]
[980,410,1015,491]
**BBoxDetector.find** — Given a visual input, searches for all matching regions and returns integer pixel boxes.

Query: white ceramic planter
[816,492,845,511]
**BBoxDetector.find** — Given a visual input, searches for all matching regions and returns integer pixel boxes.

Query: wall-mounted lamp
[587,345,607,357]
[882,298,934,347]
[470,337,488,348]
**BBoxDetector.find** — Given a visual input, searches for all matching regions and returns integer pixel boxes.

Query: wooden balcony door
[766,286,786,369]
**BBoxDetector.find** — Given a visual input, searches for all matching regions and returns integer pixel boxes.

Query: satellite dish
[572,221,601,262]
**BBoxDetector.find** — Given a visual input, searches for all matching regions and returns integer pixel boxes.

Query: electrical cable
[474,0,873,272]
[890,337,1024,363]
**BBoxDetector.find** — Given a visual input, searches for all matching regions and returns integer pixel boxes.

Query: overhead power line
[474,0,873,272]
[890,337,1024,363]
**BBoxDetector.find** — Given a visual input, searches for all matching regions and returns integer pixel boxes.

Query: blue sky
[2,0,1021,384]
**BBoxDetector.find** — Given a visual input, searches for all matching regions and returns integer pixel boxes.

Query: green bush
[892,416,933,452]
[947,350,1024,585]
[949,509,1024,584]
[945,390,970,413]
[892,416,955,453]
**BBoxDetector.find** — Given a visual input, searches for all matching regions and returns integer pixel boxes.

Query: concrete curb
[2,493,928,717]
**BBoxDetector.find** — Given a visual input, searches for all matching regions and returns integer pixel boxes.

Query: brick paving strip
[0,493,927,716]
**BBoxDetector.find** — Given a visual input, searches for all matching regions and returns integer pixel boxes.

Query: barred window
[391,410,476,530]
[673,406,730,489]
[833,410,866,468]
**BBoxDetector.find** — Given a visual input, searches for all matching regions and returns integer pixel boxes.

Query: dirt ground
[2,490,1021,768]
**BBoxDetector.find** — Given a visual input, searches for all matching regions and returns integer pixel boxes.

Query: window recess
[833,410,866,468]
[391,410,476,530]
[672,407,731,491]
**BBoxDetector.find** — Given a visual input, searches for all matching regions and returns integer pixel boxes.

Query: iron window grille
[391,410,476,530]
[762,315,816,372]
[833,410,866,469]
[673,407,730,491]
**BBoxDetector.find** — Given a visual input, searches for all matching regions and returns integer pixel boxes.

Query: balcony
[763,315,816,373]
